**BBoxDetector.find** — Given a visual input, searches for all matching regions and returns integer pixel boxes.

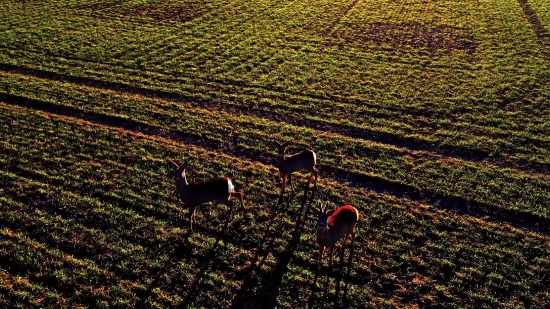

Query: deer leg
[313,168,318,189]
[288,173,297,195]
[317,245,325,271]
[348,231,356,270]
[329,246,334,269]
[340,234,349,256]
[188,208,195,233]
[225,200,234,224]
[281,174,287,193]
[231,191,245,210]
[343,234,349,249]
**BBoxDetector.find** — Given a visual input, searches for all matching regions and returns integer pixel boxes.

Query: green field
[1,0,549,308]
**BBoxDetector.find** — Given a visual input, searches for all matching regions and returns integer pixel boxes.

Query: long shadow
[307,265,319,309]
[135,227,193,309]
[226,192,289,308]
[136,200,238,308]
[333,248,347,304]
[317,272,331,309]
[342,237,356,307]
[334,234,356,308]
[175,203,238,308]
[3,93,550,237]
[306,255,331,309]
[2,62,548,175]
[228,184,317,308]
[307,231,355,309]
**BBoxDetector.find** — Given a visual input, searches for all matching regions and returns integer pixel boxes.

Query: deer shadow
[135,201,238,308]
[228,182,317,308]
[135,230,192,308]
[307,232,357,309]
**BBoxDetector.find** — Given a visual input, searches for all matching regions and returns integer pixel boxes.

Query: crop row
[1,71,549,223]
[1,102,549,307]
[1,45,549,170]
[1,0,549,117]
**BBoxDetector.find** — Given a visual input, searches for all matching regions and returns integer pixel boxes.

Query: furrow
[1,100,548,237]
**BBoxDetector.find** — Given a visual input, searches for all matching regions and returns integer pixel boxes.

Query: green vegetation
[0,0,549,307]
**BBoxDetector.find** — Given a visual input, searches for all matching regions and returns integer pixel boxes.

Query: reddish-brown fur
[328,205,359,227]
[316,203,359,270]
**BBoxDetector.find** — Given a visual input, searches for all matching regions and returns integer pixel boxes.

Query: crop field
[0,0,550,308]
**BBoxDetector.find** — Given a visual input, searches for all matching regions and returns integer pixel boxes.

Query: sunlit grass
[0,0,549,307]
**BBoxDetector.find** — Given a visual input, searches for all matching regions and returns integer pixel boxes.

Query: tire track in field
[1,93,549,237]
[0,63,547,176]
[517,0,550,59]
[321,0,360,37]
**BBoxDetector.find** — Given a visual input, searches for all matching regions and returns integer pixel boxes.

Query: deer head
[170,160,189,185]
[277,141,292,156]
[316,201,335,231]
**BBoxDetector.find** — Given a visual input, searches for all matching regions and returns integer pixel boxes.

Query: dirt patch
[332,22,477,54]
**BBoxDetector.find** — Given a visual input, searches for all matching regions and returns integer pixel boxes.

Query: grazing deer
[276,141,318,193]
[170,160,245,233]
[315,201,359,270]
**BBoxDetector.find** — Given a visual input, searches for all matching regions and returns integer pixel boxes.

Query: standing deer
[276,141,318,194]
[315,201,359,270]
[170,160,245,233]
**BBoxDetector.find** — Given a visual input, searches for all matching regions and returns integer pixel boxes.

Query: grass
[0,0,549,307]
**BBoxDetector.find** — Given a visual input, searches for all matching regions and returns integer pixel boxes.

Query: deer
[276,141,318,194]
[170,160,245,233]
[315,201,359,270]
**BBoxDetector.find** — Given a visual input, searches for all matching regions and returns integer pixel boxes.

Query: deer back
[318,205,359,247]
[280,150,316,173]
[178,177,233,206]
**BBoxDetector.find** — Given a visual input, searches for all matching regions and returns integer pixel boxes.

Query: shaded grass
[0,103,549,308]
[0,0,550,307]
[1,73,548,225]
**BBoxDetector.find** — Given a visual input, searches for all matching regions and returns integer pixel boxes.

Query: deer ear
[322,201,330,213]
[319,201,327,214]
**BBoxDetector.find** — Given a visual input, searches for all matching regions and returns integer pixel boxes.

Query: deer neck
[276,154,288,170]
[316,226,337,246]
[278,145,287,156]
[175,170,189,197]
[182,169,189,185]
